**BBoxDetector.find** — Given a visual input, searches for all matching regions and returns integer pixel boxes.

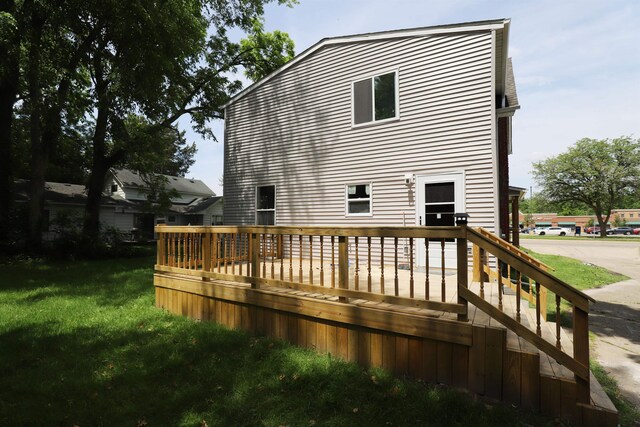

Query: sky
[186,0,640,196]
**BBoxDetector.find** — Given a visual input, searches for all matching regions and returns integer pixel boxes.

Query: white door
[415,173,464,269]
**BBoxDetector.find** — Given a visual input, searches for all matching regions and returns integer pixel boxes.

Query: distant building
[518,209,640,231]
[14,169,221,241]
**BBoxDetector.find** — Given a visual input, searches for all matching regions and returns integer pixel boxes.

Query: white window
[346,183,372,215]
[352,71,398,126]
[256,185,275,225]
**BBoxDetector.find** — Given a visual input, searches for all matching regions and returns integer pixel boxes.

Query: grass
[522,249,628,292]
[590,360,640,426]
[0,256,554,426]
[518,248,628,326]
[519,250,640,425]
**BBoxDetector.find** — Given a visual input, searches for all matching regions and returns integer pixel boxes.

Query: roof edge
[222,18,510,109]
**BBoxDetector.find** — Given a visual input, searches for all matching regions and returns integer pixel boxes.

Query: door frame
[415,172,465,268]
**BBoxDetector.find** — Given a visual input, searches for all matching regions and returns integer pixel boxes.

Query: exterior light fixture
[404,173,415,185]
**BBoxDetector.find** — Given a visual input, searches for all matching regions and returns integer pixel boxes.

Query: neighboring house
[223,19,521,265]
[105,169,220,230]
[14,169,219,241]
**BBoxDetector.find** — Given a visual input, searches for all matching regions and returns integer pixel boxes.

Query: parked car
[606,227,634,235]
[585,226,600,234]
[538,226,571,236]
[634,228,640,235]
[532,227,547,234]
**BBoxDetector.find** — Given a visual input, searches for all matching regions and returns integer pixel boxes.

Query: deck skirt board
[155,270,618,425]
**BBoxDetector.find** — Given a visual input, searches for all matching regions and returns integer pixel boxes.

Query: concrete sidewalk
[522,239,640,410]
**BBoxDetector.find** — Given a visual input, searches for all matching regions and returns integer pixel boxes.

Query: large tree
[0,0,21,244]
[79,3,295,241]
[2,0,294,251]
[532,137,640,237]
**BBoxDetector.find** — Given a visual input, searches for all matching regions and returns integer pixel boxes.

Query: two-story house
[222,19,520,265]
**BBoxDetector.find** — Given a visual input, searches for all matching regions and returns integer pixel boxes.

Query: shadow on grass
[0,314,542,427]
[0,257,552,426]
[0,256,155,307]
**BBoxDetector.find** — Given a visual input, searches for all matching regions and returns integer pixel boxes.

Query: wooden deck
[153,225,618,426]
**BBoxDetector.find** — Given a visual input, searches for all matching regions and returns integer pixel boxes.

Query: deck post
[338,235,348,302]
[455,214,469,321]
[472,246,488,283]
[156,228,165,266]
[202,232,211,281]
[250,233,260,289]
[573,306,590,403]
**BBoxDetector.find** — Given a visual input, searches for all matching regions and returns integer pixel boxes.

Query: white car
[538,226,571,236]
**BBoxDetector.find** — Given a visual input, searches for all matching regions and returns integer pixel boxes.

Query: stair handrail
[463,226,594,404]
[474,227,554,272]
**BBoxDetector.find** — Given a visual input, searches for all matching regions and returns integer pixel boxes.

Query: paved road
[522,238,640,410]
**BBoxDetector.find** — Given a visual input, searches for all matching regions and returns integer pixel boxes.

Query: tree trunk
[0,58,19,246]
[0,0,20,247]
[26,15,45,252]
[83,90,109,241]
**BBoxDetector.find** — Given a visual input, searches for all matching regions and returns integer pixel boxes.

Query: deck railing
[156,225,470,319]
[155,222,593,403]
[465,227,594,404]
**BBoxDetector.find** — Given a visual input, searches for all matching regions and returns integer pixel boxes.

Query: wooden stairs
[467,281,618,425]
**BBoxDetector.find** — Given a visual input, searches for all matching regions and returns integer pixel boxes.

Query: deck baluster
[271,234,275,279]
[222,234,227,273]
[394,237,399,296]
[309,235,313,284]
[216,234,221,272]
[409,237,414,298]
[556,295,562,349]
[367,237,372,293]
[425,239,429,300]
[289,235,293,282]
[299,235,303,283]
[167,233,172,267]
[261,234,266,278]
[280,236,284,280]
[535,281,542,336]
[479,248,485,299]
[231,233,236,274]
[239,233,243,276]
[354,236,359,290]
[380,237,385,294]
[516,270,522,322]
[191,234,195,269]
[320,236,324,286]
[440,239,446,302]
[498,260,503,310]
[177,233,182,268]
[331,236,335,288]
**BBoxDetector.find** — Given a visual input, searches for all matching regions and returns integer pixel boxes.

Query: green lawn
[0,256,551,426]
[518,248,627,325]
[521,249,628,292]
[519,249,640,425]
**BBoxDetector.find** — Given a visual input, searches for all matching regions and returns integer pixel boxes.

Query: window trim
[345,182,373,217]
[351,69,400,128]
[255,184,276,225]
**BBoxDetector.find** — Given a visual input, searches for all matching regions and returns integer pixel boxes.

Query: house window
[353,71,398,125]
[111,184,117,193]
[167,215,176,223]
[621,213,625,218]
[256,185,275,225]
[631,214,635,218]
[346,183,372,215]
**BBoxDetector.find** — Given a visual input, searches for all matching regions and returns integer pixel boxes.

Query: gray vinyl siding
[224,31,496,230]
